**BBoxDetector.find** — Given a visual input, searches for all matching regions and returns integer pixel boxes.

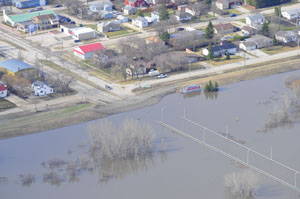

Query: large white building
[32,81,54,96]
[69,27,96,40]
[282,8,300,20]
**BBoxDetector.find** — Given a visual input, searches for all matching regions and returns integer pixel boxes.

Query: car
[105,85,113,90]
[74,40,81,43]
[177,27,185,31]
[55,4,63,8]
[157,74,167,79]
[36,7,43,11]
[65,18,71,22]
[69,21,76,24]
[230,13,237,17]
[29,9,36,12]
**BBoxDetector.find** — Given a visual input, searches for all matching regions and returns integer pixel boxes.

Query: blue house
[12,0,47,9]
[89,1,113,12]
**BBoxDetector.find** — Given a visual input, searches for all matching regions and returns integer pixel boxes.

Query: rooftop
[77,43,104,53]
[72,27,95,34]
[0,59,34,73]
[7,10,57,23]
[0,84,6,91]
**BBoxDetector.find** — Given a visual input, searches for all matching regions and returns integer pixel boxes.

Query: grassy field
[84,24,97,30]
[105,25,136,37]
[239,19,246,24]
[227,9,242,15]
[207,56,244,66]
[279,25,297,31]
[261,45,298,55]
[0,98,16,112]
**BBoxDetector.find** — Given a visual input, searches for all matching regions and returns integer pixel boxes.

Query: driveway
[248,49,269,58]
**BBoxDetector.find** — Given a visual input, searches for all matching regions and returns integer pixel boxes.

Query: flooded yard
[1,71,300,199]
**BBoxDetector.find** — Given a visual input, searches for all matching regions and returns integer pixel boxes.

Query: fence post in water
[161,107,164,123]
[226,126,228,139]
[203,128,205,144]
[295,172,297,188]
[247,148,250,165]
[270,146,273,160]
[183,103,186,119]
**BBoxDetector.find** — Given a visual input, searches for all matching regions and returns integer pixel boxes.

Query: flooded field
[1,71,300,199]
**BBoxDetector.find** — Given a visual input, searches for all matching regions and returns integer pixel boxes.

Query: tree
[135,9,144,17]
[226,51,230,60]
[272,35,277,46]
[205,21,214,39]
[204,0,212,5]
[208,44,214,60]
[261,21,269,36]
[274,7,280,17]
[160,31,170,42]
[159,4,169,21]
[204,80,219,92]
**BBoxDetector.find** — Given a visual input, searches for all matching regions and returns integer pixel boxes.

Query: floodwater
[1,71,300,199]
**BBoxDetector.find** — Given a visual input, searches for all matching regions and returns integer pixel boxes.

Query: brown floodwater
[1,71,300,199]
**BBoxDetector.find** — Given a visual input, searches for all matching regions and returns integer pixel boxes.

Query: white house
[60,24,77,36]
[73,42,104,59]
[69,27,96,40]
[32,81,54,96]
[239,34,273,51]
[282,8,300,20]
[89,1,113,12]
[0,84,7,98]
[117,15,130,23]
[246,13,264,29]
[132,16,148,28]
[202,43,237,57]
[275,31,298,43]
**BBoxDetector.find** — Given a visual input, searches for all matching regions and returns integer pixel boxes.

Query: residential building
[60,24,77,36]
[3,9,56,27]
[98,20,120,33]
[214,23,234,34]
[32,80,54,96]
[0,59,34,76]
[12,0,46,9]
[125,0,146,7]
[99,11,115,19]
[0,84,7,98]
[170,30,205,39]
[275,31,298,43]
[282,8,300,20]
[246,13,264,29]
[175,10,191,21]
[145,36,165,45]
[31,13,58,30]
[89,1,113,12]
[132,16,148,28]
[216,0,237,10]
[123,5,138,15]
[73,43,104,59]
[239,34,273,51]
[69,27,96,40]
[241,26,258,36]
[117,15,129,23]
[202,43,237,57]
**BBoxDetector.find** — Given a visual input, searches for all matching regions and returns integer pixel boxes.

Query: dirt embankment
[1,56,300,139]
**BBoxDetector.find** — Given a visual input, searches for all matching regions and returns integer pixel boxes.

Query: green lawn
[279,25,297,31]
[200,14,214,20]
[84,24,97,30]
[105,25,136,37]
[239,19,246,23]
[0,98,16,111]
[227,9,242,15]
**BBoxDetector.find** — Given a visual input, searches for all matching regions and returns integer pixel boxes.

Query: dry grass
[261,45,298,55]
[0,98,16,111]
[206,56,244,66]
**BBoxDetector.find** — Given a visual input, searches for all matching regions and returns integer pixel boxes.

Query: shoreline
[1,57,300,140]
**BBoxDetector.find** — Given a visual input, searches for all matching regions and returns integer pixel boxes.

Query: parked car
[105,85,113,90]
[36,7,43,11]
[69,21,76,24]
[55,4,63,8]
[157,74,167,79]
[177,27,185,31]
[29,9,36,12]
[230,13,237,17]
[74,40,81,43]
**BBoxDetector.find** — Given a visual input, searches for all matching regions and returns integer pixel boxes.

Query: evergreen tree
[135,9,144,17]
[214,82,219,91]
[272,35,277,46]
[274,7,279,17]
[159,4,169,21]
[160,31,170,42]
[261,21,269,36]
[208,44,214,60]
[226,51,230,60]
[204,0,212,5]
[205,21,214,39]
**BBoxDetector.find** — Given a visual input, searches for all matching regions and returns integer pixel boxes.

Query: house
[0,84,7,98]
[99,11,115,19]
[69,27,96,40]
[3,9,56,27]
[175,10,191,21]
[125,0,146,7]
[241,26,258,36]
[89,1,113,12]
[117,15,129,23]
[239,35,273,51]
[275,31,298,43]
[126,63,146,76]
[98,21,120,33]
[170,30,205,39]
[73,43,104,59]
[132,16,148,28]
[31,14,58,30]
[214,23,234,34]
[145,36,165,45]
[0,59,34,76]
[123,5,138,15]
[246,13,264,29]
[216,0,237,10]
[12,0,46,9]
[281,8,300,20]
[202,43,237,57]
[32,81,54,96]
[60,24,77,36]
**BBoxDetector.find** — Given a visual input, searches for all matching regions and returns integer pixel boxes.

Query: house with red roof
[73,43,104,59]
[0,84,7,98]
[125,0,147,7]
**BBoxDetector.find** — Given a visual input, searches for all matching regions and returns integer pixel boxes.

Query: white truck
[149,70,160,77]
